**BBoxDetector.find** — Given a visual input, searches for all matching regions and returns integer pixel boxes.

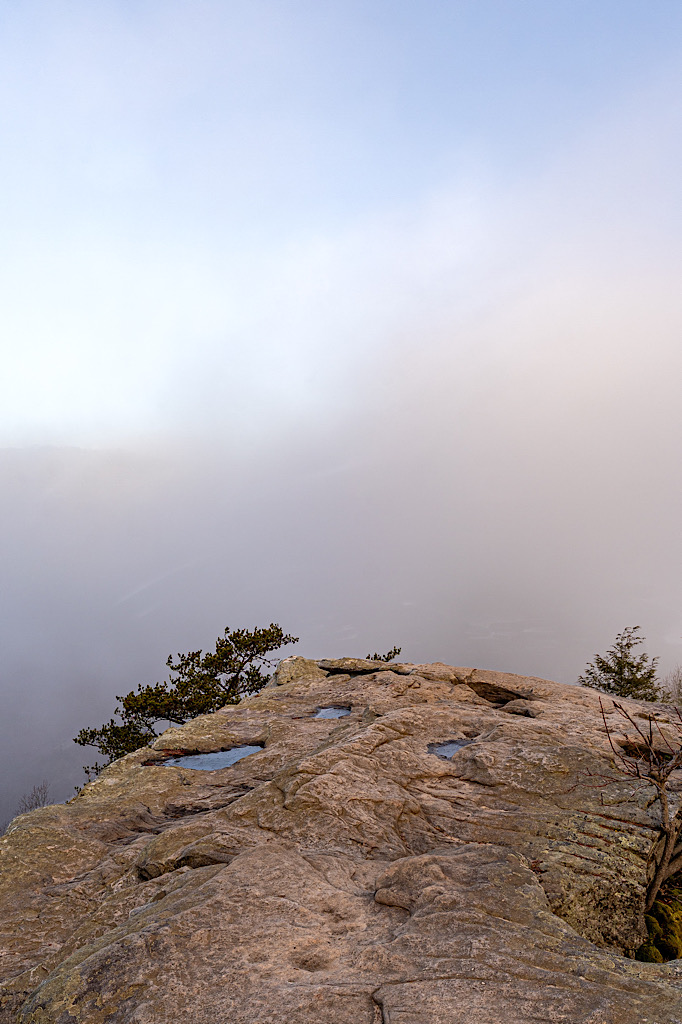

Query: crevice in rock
[463,678,540,707]
[316,659,409,676]
[162,787,254,818]
[324,667,386,676]
[371,992,386,1023]
[137,849,234,880]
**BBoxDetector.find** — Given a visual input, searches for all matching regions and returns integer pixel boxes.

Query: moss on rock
[636,880,682,962]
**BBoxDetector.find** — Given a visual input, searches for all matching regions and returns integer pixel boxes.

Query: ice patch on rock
[429,739,472,759]
[314,707,351,719]
[163,746,263,770]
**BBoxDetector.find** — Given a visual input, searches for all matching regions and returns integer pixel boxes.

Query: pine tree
[365,646,402,663]
[578,626,660,701]
[74,623,298,779]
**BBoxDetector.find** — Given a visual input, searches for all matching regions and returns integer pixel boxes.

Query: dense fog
[2,1,682,824]
[3,302,682,821]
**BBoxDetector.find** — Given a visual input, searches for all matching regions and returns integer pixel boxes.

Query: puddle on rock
[428,739,473,759]
[163,745,263,770]
[314,707,351,719]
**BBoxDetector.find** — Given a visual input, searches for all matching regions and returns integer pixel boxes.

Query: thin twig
[595,697,682,908]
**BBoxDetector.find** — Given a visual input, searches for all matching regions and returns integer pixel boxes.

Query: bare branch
[16,781,50,815]
[593,697,682,910]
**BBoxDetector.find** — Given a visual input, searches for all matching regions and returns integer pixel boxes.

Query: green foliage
[74,623,298,779]
[365,646,402,663]
[578,627,660,701]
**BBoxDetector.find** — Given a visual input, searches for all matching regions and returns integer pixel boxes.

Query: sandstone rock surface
[3,658,682,1022]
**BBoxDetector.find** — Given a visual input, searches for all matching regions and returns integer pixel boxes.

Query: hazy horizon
[2,1,682,821]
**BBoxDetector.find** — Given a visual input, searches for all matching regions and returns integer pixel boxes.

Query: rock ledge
[2,659,682,1022]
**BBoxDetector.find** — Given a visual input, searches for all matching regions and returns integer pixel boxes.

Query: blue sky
[2,0,682,444]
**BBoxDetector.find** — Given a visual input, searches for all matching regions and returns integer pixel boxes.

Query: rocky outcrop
[2,658,682,1022]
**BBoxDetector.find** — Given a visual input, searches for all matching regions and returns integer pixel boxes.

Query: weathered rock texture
[3,658,682,1022]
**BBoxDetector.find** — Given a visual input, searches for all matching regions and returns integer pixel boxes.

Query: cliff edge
[2,658,682,1022]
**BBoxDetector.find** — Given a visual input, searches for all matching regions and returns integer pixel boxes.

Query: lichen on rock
[3,658,682,1023]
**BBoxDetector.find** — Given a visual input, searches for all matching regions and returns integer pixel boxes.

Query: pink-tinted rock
[2,660,682,1022]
